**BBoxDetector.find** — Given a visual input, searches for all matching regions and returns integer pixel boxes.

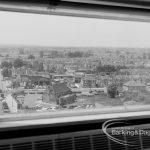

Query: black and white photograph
[0,0,150,150]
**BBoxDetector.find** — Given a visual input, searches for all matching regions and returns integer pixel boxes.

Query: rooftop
[123,80,145,87]
[83,74,96,80]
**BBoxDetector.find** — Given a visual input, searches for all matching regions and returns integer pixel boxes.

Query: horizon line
[0,44,150,49]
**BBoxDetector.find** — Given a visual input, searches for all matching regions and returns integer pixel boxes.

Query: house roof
[52,82,71,94]
[12,89,25,96]
[123,80,145,87]
[21,74,50,82]
[83,74,96,81]
[74,72,84,77]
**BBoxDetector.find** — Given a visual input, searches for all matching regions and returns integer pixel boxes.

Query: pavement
[36,100,58,107]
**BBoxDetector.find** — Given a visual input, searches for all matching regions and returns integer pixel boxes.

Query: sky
[0,11,150,47]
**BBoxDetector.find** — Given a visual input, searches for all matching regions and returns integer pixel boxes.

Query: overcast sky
[0,11,150,47]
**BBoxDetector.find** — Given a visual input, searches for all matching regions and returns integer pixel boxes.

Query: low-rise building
[43,82,75,106]
[74,72,84,83]
[123,80,146,92]
[82,74,97,88]
[20,74,50,88]
[5,93,22,113]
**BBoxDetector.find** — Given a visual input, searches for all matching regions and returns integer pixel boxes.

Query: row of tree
[20,48,93,58]
[1,68,12,78]
[1,58,25,77]
[96,64,128,74]
[107,83,147,103]
[1,58,45,77]
[1,58,25,69]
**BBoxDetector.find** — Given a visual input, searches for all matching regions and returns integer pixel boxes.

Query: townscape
[0,46,150,114]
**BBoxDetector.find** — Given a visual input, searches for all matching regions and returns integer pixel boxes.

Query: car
[74,106,82,109]
[36,107,48,112]
[47,107,56,111]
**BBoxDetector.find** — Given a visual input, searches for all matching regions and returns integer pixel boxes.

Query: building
[5,93,22,113]
[12,66,34,77]
[20,74,50,88]
[74,72,84,83]
[123,80,146,92]
[82,74,97,88]
[43,82,76,106]
[53,74,74,83]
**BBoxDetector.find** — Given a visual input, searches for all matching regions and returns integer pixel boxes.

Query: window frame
[0,0,150,125]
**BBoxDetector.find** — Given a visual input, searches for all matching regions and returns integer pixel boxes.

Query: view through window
[0,11,150,116]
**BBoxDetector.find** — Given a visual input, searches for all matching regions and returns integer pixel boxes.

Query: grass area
[81,95,123,106]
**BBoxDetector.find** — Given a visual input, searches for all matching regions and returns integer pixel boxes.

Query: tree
[28,54,35,59]
[33,60,43,71]
[5,54,9,58]
[27,63,33,68]
[107,83,118,98]
[51,50,59,58]
[1,68,12,77]
[96,65,116,74]
[48,66,56,73]
[19,48,24,55]
[40,51,44,58]
[116,65,127,70]
[84,50,93,57]
[13,58,24,68]
[1,61,12,68]
[67,51,84,58]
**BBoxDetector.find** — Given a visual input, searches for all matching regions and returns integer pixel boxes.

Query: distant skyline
[1,11,150,48]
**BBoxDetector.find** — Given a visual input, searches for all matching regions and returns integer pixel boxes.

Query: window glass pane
[0,11,150,118]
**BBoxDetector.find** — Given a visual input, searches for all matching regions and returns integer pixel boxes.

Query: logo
[102,119,150,146]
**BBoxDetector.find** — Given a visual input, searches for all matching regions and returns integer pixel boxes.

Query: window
[0,2,150,123]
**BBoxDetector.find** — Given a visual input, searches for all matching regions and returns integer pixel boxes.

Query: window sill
[0,104,150,129]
